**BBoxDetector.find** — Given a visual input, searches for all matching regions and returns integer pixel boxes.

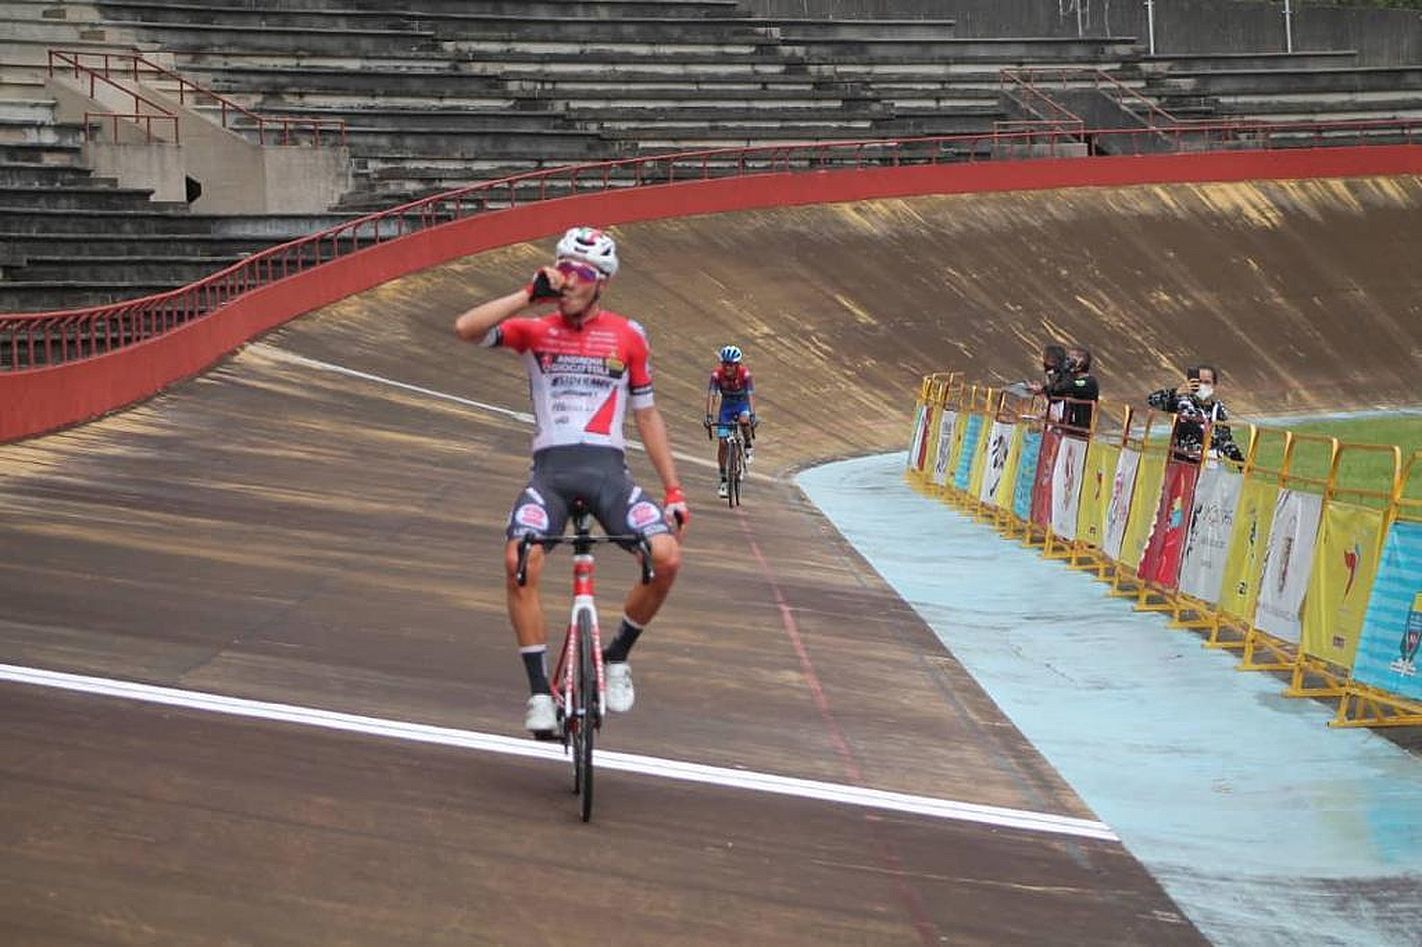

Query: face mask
[1196,385,1215,400]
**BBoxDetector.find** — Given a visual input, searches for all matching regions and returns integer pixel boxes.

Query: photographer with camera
[1050,346,1099,435]
[1147,364,1245,463]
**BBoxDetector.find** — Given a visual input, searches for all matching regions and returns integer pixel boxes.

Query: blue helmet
[719,345,742,364]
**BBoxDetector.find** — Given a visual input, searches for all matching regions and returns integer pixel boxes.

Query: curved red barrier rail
[3,119,1419,372]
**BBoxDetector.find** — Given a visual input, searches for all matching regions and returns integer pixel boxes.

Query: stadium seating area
[2,0,1420,311]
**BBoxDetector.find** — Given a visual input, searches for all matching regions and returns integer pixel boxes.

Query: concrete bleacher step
[0,207,349,237]
[311,0,743,14]
[0,98,58,123]
[199,66,508,100]
[204,104,579,134]
[0,140,84,165]
[97,4,768,40]
[0,184,158,210]
[760,19,957,41]
[1140,51,1361,74]
[441,37,782,59]
[1157,66,1422,96]
[0,36,144,68]
[0,13,120,43]
[0,232,309,259]
[0,119,86,147]
[0,281,198,312]
[781,36,1140,64]
[101,20,444,55]
[0,162,107,187]
[12,255,242,282]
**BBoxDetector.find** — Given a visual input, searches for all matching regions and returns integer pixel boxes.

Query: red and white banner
[1030,428,1063,528]
[1050,435,1089,541]
[907,404,929,473]
[1102,447,1140,561]
[1255,488,1325,645]
[1177,465,1244,606]
[1137,460,1201,589]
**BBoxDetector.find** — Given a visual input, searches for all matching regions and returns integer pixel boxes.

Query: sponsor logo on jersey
[627,500,662,531]
[605,356,625,377]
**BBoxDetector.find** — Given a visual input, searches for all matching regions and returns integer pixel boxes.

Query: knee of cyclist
[651,539,681,581]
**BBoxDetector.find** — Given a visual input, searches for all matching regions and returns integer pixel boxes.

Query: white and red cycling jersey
[483,309,654,453]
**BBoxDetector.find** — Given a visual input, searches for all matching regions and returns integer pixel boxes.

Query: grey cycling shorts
[505,445,671,546]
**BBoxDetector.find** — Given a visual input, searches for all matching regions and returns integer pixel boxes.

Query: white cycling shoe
[717,480,729,499]
[605,662,635,713]
[524,693,557,733]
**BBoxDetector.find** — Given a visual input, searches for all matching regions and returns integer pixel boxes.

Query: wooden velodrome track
[5,178,1422,944]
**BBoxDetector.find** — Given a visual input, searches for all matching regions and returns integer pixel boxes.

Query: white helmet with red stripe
[555,225,619,277]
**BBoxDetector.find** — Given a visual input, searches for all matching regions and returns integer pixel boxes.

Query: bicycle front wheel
[575,609,596,822]
[727,439,741,509]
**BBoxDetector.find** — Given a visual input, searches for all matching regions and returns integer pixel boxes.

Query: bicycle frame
[554,537,604,723]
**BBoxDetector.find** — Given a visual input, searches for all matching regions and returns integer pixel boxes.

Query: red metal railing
[48,50,182,143]
[3,121,1420,372]
[48,50,346,146]
[999,68,1087,134]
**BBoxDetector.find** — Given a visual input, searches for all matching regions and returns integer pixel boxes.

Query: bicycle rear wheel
[575,609,596,822]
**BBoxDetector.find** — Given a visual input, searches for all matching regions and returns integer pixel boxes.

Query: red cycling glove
[664,485,690,529]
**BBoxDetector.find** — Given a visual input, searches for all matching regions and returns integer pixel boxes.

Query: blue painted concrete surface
[797,452,1422,947]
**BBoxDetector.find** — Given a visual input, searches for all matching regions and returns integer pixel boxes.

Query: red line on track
[735,509,940,947]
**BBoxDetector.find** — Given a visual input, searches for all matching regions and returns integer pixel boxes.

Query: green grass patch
[1245,414,1422,506]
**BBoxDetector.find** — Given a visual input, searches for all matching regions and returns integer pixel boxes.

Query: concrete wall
[743,0,1422,65]
[46,76,351,213]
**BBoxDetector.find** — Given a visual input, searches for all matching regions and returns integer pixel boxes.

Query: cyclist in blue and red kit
[453,226,689,736]
[704,344,757,499]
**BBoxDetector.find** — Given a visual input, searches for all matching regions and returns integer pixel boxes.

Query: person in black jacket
[1049,346,1099,435]
[1146,364,1245,463]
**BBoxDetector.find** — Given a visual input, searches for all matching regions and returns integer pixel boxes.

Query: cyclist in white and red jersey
[704,344,757,498]
[453,226,689,736]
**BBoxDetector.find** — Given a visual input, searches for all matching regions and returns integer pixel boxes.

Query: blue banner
[1351,520,1422,700]
[1012,431,1042,522]
[953,414,984,491]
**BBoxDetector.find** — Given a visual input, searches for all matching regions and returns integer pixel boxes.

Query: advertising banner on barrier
[1351,521,1422,701]
[1077,442,1119,550]
[1137,460,1201,588]
[1178,465,1243,606]
[1013,431,1042,523]
[968,416,991,500]
[1217,477,1280,622]
[995,424,1025,511]
[1301,500,1386,668]
[907,403,928,473]
[1050,435,1089,541]
[953,413,984,492]
[1119,451,1167,571]
[1255,488,1325,645]
[1031,429,1064,527]
[980,421,1015,505]
[930,409,959,487]
[1103,446,1140,561]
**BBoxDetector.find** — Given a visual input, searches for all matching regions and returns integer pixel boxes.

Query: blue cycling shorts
[717,400,751,436]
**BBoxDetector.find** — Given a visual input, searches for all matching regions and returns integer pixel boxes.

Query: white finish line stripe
[1,663,1116,842]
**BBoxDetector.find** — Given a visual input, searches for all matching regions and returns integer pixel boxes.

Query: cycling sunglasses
[555,260,603,283]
